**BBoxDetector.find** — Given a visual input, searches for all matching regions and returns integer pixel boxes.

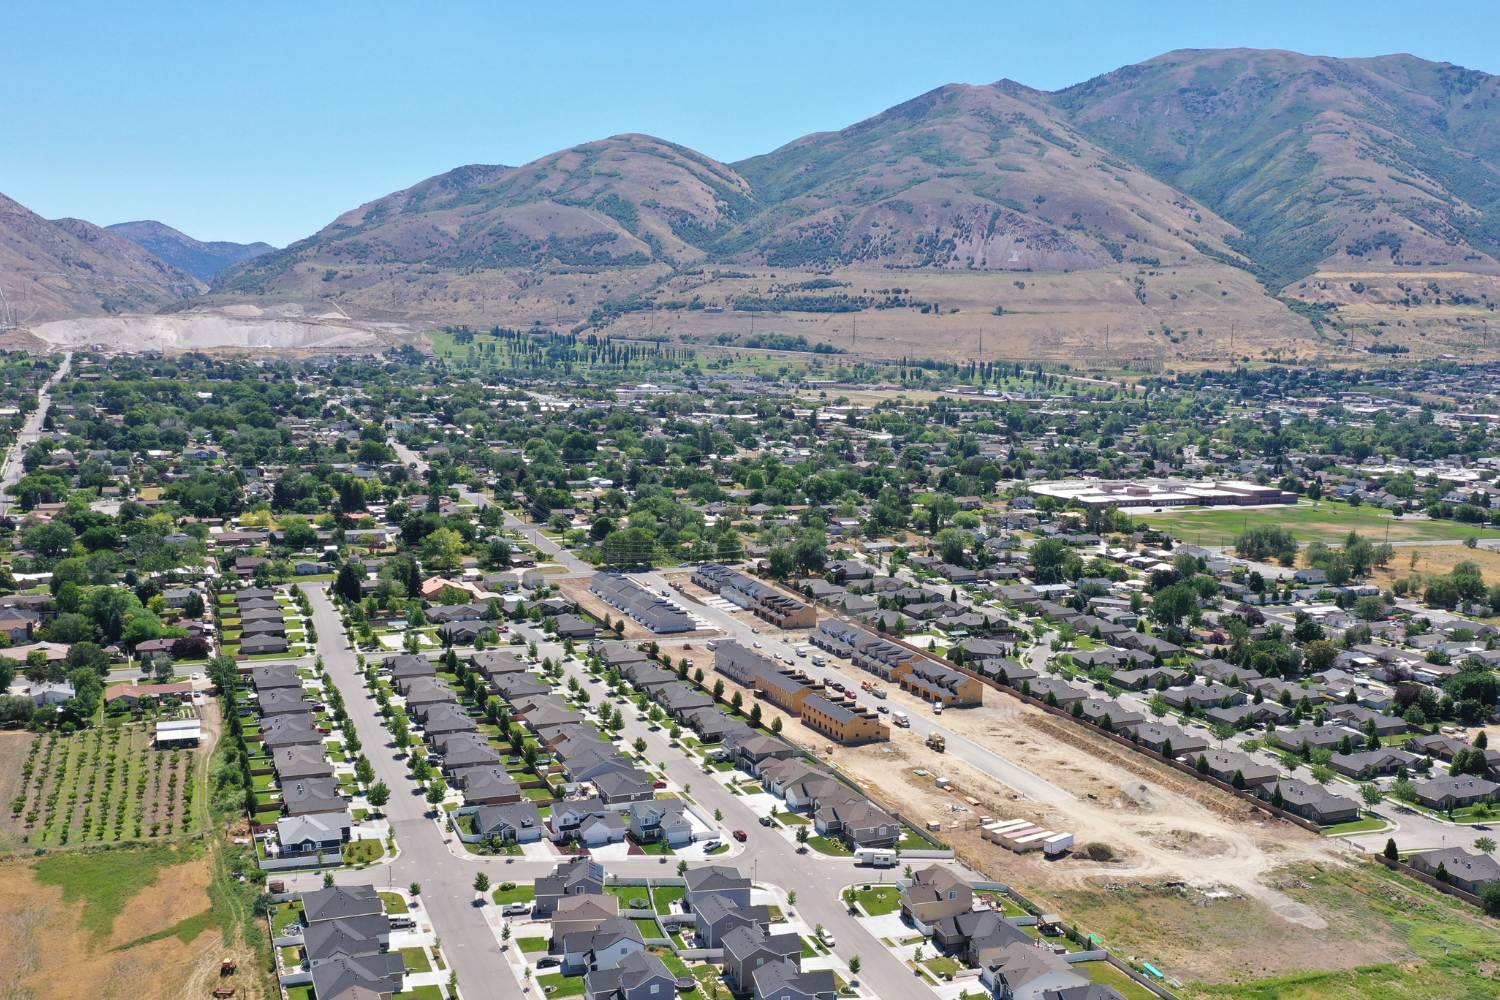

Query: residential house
[1326,749,1418,780]
[552,894,620,941]
[1120,722,1209,759]
[1409,847,1500,894]
[813,795,899,849]
[583,949,677,1000]
[548,799,627,847]
[272,745,335,781]
[562,917,645,975]
[281,776,347,816]
[104,681,196,708]
[750,961,836,1000]
[260,713,324,749]
[978,943,1089,1000]
[692,894,770,948]
[684,866,752,910]
[900,866,973,928]
[451,764,521,805]
[1197,750,1280,788]
[1263,779,1360,824]
[628,800,694,847]
[274,811,351,856]
[534,857,607,918]
[721,925,803,992]
[594,769,657,805]
[1413,776,1500,811]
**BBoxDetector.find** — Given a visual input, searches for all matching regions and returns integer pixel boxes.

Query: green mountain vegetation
[1032,48,1500,287]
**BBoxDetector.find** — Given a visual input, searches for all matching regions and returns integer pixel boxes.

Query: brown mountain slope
[0,192,204,325]
[50,219,207,298]
[215,134,757,310]
[1031,48,1500,288]
[729,82,1244,273]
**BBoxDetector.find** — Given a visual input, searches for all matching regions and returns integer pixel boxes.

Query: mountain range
[9,47,1500,362]
[104,221,274,281]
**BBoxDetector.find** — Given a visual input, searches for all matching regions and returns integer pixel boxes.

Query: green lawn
[807,835,853,856]
[1323,816,1389,836]
[775,810,809,824]
[344,840,385,865]
[393,987,444,1000]
[493,883,536,905]
[516,937,550,953]
[607,886,653,907]
[1075,961,1158,1000]
[654,886,684,914]
[286,987,314,1000]
[401,947,432,973]
[856,887,901,915]
[631,917,661,938]
[536,972,587,997]
[1137,500,1489,547]
[379,892,409,914]
[923,956,963,977]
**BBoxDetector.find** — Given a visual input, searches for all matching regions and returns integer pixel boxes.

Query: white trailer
[854,847,898,867]
[1043,832,1075,856]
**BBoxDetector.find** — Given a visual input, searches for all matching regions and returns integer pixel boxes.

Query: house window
[757,958,764,965]
[651,987,659,995]
[622,947,628,954]
[948,890,957,899]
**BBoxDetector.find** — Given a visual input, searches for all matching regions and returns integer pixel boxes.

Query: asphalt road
[0,352,70,519]
[277,586,955,1000]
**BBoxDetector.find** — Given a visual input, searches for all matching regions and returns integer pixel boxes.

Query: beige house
[551,894,620,942]
[900,866,973,927]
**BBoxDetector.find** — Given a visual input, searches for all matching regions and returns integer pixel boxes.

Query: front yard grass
[536,972,586,997]
[493,883,536,905]
[516,937,550,954]
[807,835,852,856]
[378,892,408,914]
[400,947,432,973]
[856,887,900,915]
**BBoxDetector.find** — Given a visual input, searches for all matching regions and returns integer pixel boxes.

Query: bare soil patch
[106,853,213,949]
[0,856,264,1000]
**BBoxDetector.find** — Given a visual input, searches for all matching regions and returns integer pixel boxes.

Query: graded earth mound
[29,303,391,352]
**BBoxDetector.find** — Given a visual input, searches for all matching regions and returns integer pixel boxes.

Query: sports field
[1136,501,1494,548]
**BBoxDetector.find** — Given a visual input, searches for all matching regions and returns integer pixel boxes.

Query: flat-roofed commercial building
[1030,479,1297,509]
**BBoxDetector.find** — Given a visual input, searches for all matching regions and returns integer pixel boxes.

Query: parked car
[758,815,773,827]
[750,627,761,634]
[818,928,835,947]
[501,902,532,916]
[537,957,561,968]
[732,830,748,842]
[652,780,668,789]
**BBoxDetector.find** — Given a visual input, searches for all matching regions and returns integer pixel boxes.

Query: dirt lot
[0,851,267,1000]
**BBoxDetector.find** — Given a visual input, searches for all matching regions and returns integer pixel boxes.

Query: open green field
[1137,501,1492,549]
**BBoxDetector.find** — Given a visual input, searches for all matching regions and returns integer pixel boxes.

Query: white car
[818,928,835,947]
[753,642,762,648]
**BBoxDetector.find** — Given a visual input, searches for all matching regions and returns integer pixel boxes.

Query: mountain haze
[106,220,275,280]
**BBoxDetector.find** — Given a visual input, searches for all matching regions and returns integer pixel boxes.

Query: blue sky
[4,0,1498,247]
